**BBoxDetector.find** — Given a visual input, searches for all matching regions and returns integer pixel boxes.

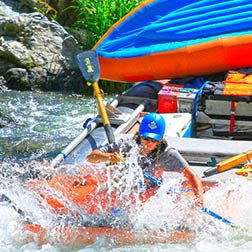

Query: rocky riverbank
[0,0,94,127]
[0,0,89,94]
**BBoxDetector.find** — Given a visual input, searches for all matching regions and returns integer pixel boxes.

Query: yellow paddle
[203,150,252,177]
[76,50,115,144]
[235,164,252,179]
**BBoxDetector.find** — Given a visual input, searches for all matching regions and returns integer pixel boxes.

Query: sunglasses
[141,136,159,143]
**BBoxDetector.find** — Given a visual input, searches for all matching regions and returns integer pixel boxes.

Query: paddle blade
[76,50,100,82]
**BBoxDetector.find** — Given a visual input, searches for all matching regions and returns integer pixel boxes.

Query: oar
[143,172,241,229]
[203,150,252,177]
[0,194,129,229]
[76,50,115,144]
[0,194,25,217]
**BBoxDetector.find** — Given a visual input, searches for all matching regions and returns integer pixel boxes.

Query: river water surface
[0,90,252,252]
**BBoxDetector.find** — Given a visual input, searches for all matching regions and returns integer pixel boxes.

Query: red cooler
[158,88,178,113]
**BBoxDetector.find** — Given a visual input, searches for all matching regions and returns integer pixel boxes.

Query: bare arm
[180,165,204,206]
[87,149,122,164]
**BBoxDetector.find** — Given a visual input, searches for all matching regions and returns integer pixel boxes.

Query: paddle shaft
[0,194,25,217]
[204,150,252,177]
[143,173,237,228]
[0,193,131,229]
[92,81,115,144]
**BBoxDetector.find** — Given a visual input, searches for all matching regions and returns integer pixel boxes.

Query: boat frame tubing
[51,98,120,168]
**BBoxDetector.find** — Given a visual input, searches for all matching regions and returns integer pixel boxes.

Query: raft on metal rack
[94,0,252,82]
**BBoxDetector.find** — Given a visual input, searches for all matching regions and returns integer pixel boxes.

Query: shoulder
[158,142,188,171]
[162,146,182,159]
[161,139,177,154]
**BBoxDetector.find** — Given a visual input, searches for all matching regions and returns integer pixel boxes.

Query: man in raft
[87,113,204,206]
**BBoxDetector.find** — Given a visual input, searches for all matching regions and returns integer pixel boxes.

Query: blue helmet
[139,113,166,141]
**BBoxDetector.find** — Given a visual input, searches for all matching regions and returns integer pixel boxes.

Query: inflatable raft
[21,154,246,247]
[20,155,252,247]
[22,166,196,247]
[94,0,252,82]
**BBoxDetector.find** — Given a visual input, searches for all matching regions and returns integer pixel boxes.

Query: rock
[0,76,8,92]
[4,68,31,90]
[49,0,77,26]
[0,0,86,92]
[0,111,18,128]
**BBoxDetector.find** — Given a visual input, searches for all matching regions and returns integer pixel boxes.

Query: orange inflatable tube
[23,222,195,247]
[98,35,252,82]
[24,170,158,215]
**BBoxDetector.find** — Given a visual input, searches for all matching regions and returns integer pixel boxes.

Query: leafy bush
[69,0,144,47]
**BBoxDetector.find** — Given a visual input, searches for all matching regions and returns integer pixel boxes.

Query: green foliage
[50,12,59,21]
[27,55,38,69]
[20,0,57,20]
[69,0,144,47]
[99,80,133,94]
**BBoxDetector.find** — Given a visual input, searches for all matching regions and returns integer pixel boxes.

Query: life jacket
[223,71,252,96]
[200,70,252,134]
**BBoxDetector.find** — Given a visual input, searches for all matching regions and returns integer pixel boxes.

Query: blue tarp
[96,0,252,58]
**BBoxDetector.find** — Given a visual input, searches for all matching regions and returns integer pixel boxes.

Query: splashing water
[1,91,252,251]
[2,162,252,251]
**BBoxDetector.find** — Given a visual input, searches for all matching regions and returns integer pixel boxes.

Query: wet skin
[140,137,161,155]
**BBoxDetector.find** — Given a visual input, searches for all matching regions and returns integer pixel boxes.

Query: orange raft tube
[93,0,252,82]
[24,223,194,247]
[98,34,252,82]
[22,168,199,246]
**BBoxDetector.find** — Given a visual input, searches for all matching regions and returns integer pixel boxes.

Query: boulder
[0,0,86,92]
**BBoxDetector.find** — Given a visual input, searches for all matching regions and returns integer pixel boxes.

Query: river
[0,90,252,252]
